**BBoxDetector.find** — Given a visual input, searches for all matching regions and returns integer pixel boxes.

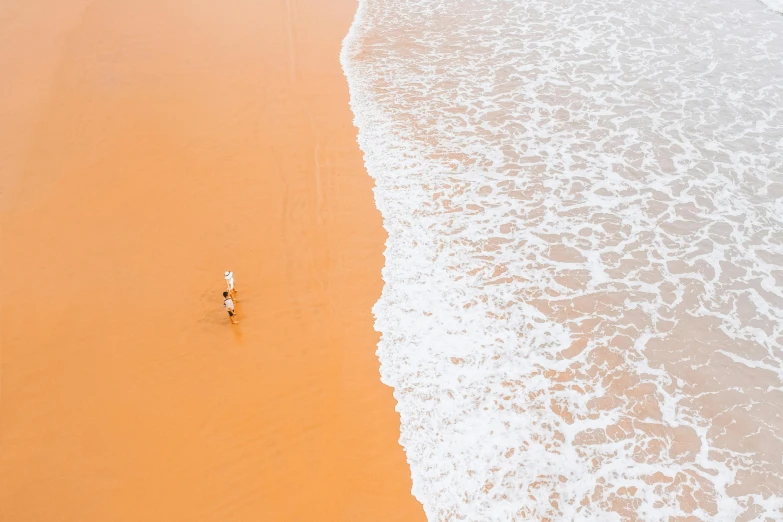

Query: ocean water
[341,0,783,520]
[760,0,783,14]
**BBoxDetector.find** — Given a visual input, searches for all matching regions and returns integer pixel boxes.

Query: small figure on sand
[224,270,237,301]
[223,291,238,324]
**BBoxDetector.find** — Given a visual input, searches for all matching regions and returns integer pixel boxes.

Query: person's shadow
[231,293,244,344]
[231,321,244,344]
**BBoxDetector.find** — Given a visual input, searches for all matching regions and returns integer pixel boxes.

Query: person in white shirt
[224,271,237,301]
[223,291,238,324]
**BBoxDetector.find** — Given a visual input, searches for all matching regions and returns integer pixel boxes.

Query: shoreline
[0,0,424,520]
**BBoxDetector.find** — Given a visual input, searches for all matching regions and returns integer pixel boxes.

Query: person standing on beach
[224,270,237,301]
[223,291,238,324]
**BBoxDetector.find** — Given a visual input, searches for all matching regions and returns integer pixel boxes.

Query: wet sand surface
[0,1,424,520]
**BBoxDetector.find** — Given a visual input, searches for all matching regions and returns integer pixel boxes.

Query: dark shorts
[227,310,235,317]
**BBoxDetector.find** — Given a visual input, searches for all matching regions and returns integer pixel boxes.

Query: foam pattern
[342,0,783,519]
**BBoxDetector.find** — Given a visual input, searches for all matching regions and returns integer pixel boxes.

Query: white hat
[224,271,233,278]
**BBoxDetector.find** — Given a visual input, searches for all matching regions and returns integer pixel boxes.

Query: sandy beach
[0,0,424,520]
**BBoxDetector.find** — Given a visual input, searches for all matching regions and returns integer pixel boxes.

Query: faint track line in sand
[309,115,324,223]
[284,0,297,83]
[314,141,323,222]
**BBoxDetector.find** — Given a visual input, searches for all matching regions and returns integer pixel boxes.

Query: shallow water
[342,0,783,519]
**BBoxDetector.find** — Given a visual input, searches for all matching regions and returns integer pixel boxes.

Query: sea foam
[342,0,783,519]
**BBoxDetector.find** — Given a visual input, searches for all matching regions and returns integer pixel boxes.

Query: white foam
[758,0,783,14]
[342,0,783,519]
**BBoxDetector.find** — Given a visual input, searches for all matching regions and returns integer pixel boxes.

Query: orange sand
[0,1,424,520]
